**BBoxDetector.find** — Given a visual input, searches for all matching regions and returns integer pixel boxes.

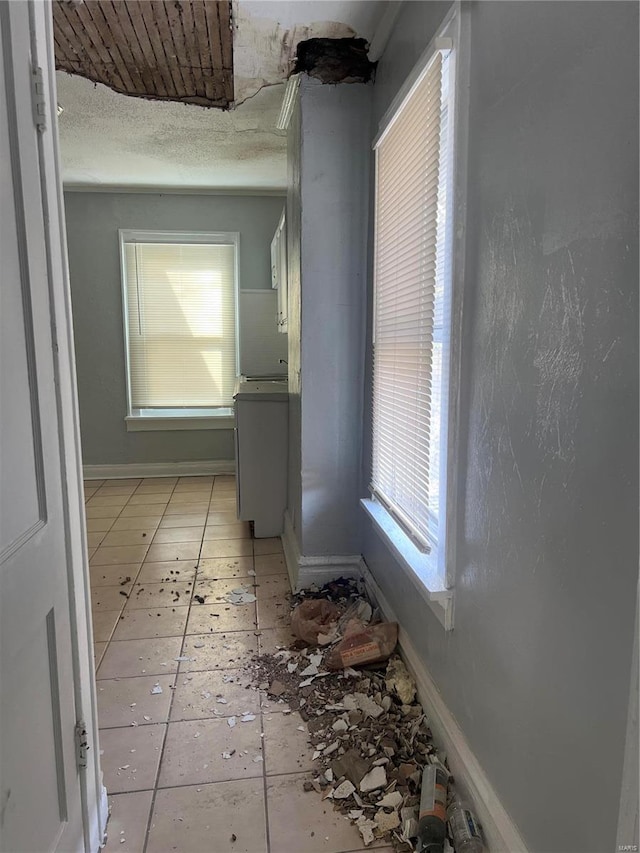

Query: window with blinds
[120,231,239,415]
[371,42,455,556]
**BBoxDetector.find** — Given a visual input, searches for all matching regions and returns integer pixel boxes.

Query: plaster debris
[374,808,401,833]
[332,780,355,799]
[245,577,449,851]
[385,658,417,706]
[228,716,237,728]
[359,765,387,793]
[378,791,403,810]
[240,713,256,723]
[150,683,163,695]
[356,816,377,847]
[343,693,384,720]
[226,588,257,605]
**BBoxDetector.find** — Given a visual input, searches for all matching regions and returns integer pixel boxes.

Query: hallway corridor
[85,475,391,853]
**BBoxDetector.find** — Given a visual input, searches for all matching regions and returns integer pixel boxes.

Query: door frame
[29,2,107,849]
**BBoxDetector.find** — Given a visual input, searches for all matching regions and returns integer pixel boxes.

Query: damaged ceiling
[53,1,234,108]
[56,0,389,189]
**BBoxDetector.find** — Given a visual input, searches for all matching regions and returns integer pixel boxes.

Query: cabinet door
[277,213,288,334]
[271,209,288,333]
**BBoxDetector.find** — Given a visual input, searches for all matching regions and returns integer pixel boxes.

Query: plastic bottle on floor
[447,796,484,853]
[416,764,448,853]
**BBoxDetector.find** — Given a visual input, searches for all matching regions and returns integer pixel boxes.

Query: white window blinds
[121,233,238,410]
[372,46,452,552]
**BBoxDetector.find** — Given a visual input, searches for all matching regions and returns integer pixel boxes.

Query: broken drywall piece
[374,808,400,833]
[332,780,355,800]
[343,692,383,719]
[226,589,257,605]
[355,816,377,847]
[385,656,417,706]
[359,765,387,793]
[377,791,403,810]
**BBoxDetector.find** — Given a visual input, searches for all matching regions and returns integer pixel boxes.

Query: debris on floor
[246,577,457,851]
[225,588,257,605]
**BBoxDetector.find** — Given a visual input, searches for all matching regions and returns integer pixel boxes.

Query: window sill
[360,498,454,630]
[125,409,234,432]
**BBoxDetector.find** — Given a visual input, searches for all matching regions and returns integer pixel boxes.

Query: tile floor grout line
[95,476,179,851]
[93,476,176,667]
[91,496,146,652]
[140,476,213,853]
[91,476,294,852]
[260,705,273,853]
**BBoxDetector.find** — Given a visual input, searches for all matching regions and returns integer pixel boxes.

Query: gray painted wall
[362,3,639,852]
[286,100,303,557]
[65,191,284,466]
[288,78,372,557]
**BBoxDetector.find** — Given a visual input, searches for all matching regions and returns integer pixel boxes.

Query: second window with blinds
[363,21,460,616]
[120,230,239,431]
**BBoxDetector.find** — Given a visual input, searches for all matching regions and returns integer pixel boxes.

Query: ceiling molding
[276,74,300,131]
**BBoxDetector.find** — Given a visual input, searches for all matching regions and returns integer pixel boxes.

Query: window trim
[363,3,469,630]
[118,229,240,429]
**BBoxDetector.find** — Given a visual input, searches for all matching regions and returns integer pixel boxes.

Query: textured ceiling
[53,1,234,108]
[57,1,388,190]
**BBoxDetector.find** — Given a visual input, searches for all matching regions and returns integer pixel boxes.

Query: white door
[0,2,92,850]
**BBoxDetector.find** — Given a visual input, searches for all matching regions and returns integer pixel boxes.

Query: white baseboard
[91,784,109,851]
[361,563,528,853]
[83,460,235,480]
[281,510,300,589]
[281,511,362,591]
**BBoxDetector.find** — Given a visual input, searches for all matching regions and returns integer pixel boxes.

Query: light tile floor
[85,475,392,853]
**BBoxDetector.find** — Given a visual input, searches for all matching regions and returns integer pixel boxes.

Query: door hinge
[31,66,46,132]
[75,720,89,770]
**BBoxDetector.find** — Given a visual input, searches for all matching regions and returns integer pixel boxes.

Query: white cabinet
[234,379,288,538]
[270,208,288,333]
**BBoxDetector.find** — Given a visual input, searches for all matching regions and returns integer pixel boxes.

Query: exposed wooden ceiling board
[204,1,225,103]
[53,0,234,109]
[137,1,178,99]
